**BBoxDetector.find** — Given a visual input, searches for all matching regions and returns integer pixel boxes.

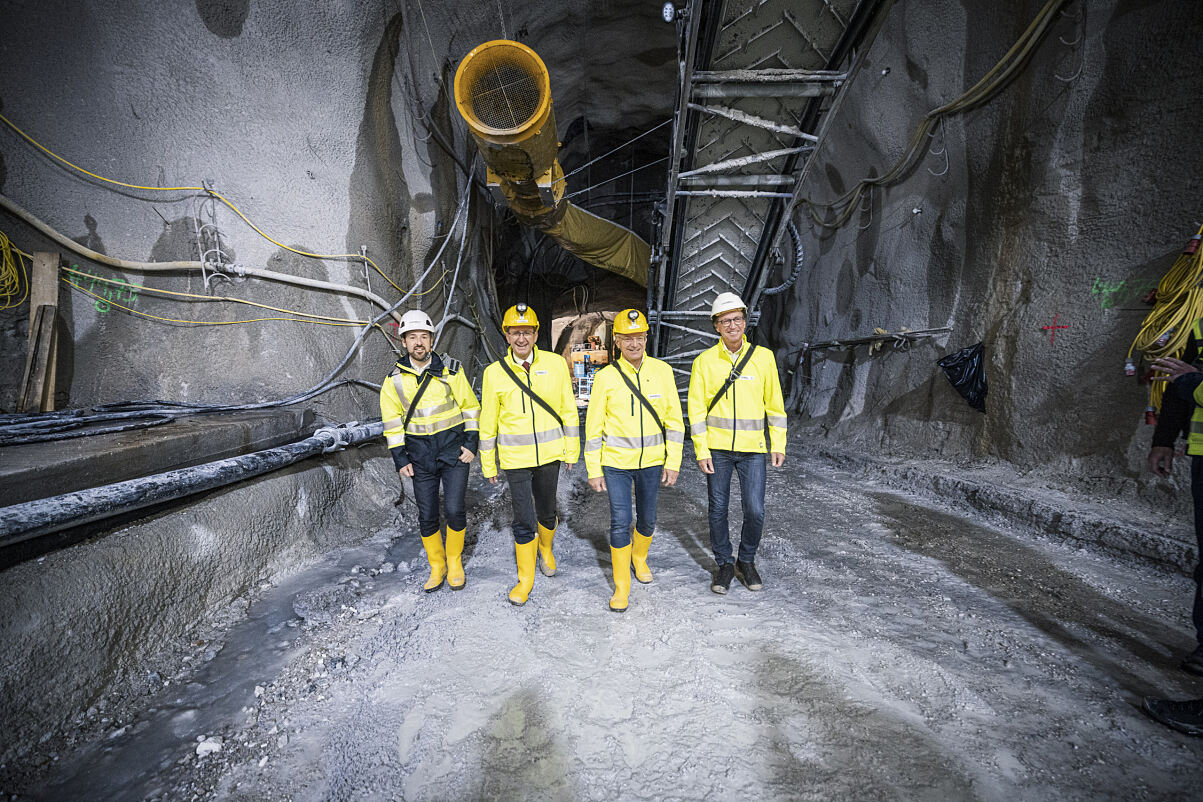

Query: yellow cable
[60,265,369,324]
[0,111,408,294]
[1129,222,1203,413]
[0,230,31,310]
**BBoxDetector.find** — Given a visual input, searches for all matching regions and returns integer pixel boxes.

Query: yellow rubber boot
[420,532,446,592]
[537,520,558,577]
[445,526,466,590]
[509,539,538,606]
[631,528,654,584]
[609,545,632,612]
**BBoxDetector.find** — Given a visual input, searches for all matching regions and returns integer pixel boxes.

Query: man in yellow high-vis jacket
[479,303,579,606]
[380,309,480,593]
[585,309,685,612]
[688,292,787,595]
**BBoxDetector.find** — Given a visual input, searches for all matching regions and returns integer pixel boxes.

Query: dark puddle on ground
[867,491,1194,698]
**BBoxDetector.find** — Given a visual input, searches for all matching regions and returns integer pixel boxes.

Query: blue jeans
[706,450,766,565]
[412,459,469,538]
[602,465,662,548]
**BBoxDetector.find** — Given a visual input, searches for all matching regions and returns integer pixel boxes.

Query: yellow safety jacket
[687,337,787,461]
[379,352,480,471]
[1189,318,1203,455]
[584,355,685,478]
[479,346,580,478]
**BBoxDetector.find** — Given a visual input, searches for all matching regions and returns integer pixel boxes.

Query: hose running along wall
[453,40,651,287]
[0,421,383,547]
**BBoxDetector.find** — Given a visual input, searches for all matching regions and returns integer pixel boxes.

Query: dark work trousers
[602,464,661,548]
[412,460,469,538]
[504,461,560,544]
[1192,456,1203,644]
[706,449,767,566]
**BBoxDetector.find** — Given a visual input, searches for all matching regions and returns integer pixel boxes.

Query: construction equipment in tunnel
[1128,222,1203,422]
[453,39,651,287]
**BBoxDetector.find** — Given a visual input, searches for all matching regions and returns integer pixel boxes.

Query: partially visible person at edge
[379,309,480,593]
[687,292,787,595]
[478,303,579,606]
[584,309,685,612]
[1148,320,1203,675]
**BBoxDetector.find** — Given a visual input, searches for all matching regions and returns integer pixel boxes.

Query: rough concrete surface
[0,445,398,772]
[762,0,1203,510]
[9,453,1203,799]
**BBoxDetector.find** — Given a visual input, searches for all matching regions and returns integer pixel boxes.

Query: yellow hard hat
[502,303,539,331]
[614,308,649,335]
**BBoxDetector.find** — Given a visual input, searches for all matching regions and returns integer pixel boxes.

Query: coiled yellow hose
[1129,222,1203,414]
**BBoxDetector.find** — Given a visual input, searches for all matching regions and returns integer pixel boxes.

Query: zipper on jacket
[730,349,739,450]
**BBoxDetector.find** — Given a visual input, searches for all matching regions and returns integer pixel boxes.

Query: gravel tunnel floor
[29,455,1203,800]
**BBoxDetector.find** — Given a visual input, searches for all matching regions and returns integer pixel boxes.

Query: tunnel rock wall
[763,0,1203,507]
[0,0,485,419]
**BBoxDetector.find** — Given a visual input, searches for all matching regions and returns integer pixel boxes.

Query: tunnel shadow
[867,490,1191,698]
[751,645,981,798]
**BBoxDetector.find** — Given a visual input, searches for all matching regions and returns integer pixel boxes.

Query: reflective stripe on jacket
[479,346,580,477]
[687,337,787,461]
[584,355,684,478]
[379,352,480,471]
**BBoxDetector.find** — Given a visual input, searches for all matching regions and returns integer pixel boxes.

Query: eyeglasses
[716,316,745,328]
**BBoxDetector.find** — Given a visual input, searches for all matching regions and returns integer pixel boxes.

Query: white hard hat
[398,309,435,336]
[710,292,747,319]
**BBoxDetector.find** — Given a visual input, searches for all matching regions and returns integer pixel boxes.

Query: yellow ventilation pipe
[454,40,650,287]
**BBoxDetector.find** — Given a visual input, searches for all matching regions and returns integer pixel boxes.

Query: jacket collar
[397,351,444,377]
[508,345,539,366]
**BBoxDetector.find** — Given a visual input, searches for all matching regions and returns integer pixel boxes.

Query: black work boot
[711,563,735,595]
[1181,645,1203,676]
[736,560,763,591]
[1142,697,1203,736]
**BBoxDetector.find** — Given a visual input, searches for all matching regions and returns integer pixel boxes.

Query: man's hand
[698,457,714,474]
[661,468,679,486]
[488,475,498,485]
[398,464,414,478]
[1151,357,1201,382]
[589,476,607,492]
[771,452,785,467]
[1149,446,1175,477]
[459,447,475,464]
[563,461,576,473]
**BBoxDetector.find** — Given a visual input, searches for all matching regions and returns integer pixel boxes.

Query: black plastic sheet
[937,342,988,413]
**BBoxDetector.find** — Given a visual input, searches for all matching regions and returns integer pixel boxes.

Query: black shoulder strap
[612,364,666,436]
[707,345,757,413]
[498,358,564,428]
[402,371,435,431]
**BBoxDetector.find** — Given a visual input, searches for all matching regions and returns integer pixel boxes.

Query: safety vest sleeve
[660,359,686,472]
[379,372,410,468]
[583,366,616,478]
[759,348,788,454]
[552,352,581,465]
[687,348,716,462]
[448,369,481,454]
[478,362,503,479]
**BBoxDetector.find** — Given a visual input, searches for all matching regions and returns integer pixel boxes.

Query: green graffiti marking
[1092,276,1159,310]
[73,265,143,314]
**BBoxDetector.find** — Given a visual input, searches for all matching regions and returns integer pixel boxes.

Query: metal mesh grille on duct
[467,51,542,132]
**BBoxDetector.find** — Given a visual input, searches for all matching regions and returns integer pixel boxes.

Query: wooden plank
[28,252,60,410]
[18,304,56,414]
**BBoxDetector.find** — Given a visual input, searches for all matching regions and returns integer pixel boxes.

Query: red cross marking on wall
[1041,313,1069,345]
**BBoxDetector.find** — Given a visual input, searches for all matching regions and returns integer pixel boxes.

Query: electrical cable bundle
[1127,223,1203,417]
[0,230,31,309]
